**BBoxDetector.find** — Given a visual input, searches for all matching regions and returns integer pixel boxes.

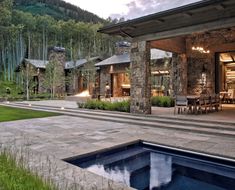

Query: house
[65,56,102,95]
[98,0,235,114]
[17,46,101,96]
[95,42,172,98]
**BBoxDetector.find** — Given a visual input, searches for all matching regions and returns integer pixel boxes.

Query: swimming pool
[65,141,235,190]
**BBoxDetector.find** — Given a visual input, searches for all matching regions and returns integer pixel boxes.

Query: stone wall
[38,69,47,93]
[185,36,216,95]
[99,66,111,96]
[187,55,215,95]
[48,48,66,96]
[130,41,151,114]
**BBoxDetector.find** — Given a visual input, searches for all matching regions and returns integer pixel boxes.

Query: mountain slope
[13,0,105,23]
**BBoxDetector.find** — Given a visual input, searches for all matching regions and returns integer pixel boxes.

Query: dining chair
[227,89,235,104]
[174,95,188,114]
[211,94,221,111]
[198,94,210,114]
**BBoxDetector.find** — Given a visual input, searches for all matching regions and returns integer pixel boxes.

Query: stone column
[48,47,66,96]
[172,53,188,95]
[130,41,151,114]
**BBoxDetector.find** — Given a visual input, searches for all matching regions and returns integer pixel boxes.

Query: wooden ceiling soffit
[151,37,186,54]
[133,16,235,42]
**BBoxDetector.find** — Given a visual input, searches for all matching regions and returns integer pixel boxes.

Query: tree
[80,59,97,94]
[0,0,13,27]
[44,60,65,98]
[20,62,36,100]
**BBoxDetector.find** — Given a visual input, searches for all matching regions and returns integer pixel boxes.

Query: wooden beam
[209,42,235,53]
[133,17,235,42]
[150,37,186,54]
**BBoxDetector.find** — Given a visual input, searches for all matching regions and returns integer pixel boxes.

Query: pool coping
[1,139,235,190]
[64,139,235,167]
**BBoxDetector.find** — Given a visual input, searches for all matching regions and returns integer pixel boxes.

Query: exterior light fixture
[192,46,210,54]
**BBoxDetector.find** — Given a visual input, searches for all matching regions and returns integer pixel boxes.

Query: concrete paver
[1,115,235,159]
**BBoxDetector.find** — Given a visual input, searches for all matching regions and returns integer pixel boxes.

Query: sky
[63,0,202,20]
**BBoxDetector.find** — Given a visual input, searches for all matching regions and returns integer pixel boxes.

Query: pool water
[65,142,235,190]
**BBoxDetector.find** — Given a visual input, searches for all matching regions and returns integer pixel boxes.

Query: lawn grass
[0,106,60,122]
[0,152,57,190]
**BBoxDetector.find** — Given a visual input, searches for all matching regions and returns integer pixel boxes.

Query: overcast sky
[64,0,202,20]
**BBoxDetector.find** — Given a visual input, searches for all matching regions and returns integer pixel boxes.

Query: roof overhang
[98,0,235,42]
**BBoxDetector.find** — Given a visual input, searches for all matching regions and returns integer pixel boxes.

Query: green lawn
[0,106,60,122]
[0,152,57,190]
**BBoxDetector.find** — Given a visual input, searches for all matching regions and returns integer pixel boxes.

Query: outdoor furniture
[197,95,210,114]
[187,95,200,114]
[210,94,220,111]
[220,91,228,103]
[216,93,222,111]
[226,89,235,104]
[174,95,188,114]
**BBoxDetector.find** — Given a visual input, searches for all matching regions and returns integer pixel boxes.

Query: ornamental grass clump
[0,149,57,190]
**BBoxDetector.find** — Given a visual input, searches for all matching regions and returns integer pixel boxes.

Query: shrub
[79,100,130,112]
[30,93,52,100]
[151,96,174,107]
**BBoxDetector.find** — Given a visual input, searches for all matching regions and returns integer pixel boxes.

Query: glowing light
[121,84,131,88]
[28,104,32,107]
[75,90,90,97]
[61,107,65,110]
[192,46,210,54]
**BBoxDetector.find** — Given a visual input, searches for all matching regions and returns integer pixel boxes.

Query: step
[11,102,235,127]
[1,103,235,138]
[10,103,235,133]
[8,102,235,129]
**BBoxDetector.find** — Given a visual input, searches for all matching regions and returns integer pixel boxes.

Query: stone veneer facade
[38,69,46,93]
[48,47,66,95]
[130,41,151,114]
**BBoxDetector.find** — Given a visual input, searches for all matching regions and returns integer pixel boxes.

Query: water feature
[65,142,235,190]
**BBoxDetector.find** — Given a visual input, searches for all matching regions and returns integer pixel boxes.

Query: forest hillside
[0,0,120,84]
[13,0,105,23]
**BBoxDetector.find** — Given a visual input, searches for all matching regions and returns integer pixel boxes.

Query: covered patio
[152,104,235,122]
[98,0,235,114]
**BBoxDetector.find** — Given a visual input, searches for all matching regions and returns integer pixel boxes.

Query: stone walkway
[1,114,235,159]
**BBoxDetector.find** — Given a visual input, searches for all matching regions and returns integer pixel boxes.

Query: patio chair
[211,94,221,111]
[198,95,210,114]
[216,93,222,111]
[174,95,188,114]
[226,89,235,104]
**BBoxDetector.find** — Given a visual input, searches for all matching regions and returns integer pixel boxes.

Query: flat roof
[98,0,235,40]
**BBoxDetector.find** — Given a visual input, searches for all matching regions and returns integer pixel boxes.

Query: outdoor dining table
[187,95,200,114]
